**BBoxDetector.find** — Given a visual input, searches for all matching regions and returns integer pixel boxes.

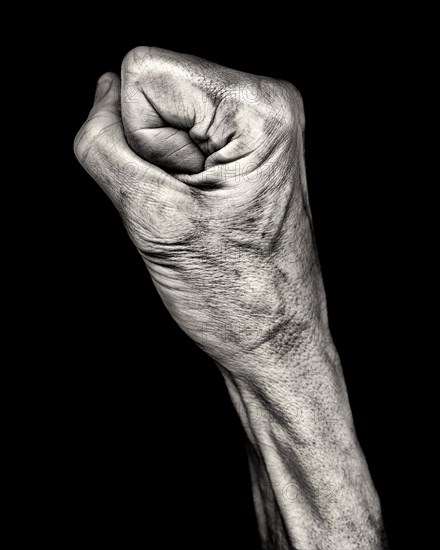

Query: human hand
[75,47,320,376]
[74,48,387,549]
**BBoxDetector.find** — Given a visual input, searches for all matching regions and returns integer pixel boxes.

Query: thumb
[74,72,180,210]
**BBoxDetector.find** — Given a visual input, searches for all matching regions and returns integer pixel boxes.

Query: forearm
[75,46,388,550]
[217,277,388,549]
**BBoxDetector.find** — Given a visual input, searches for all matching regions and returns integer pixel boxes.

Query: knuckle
[275,80,305,130]
[73,122,95,164]
[122,46,153,75]
[73,118,111,167]
[74,122,107,184]
[227,77,305,132]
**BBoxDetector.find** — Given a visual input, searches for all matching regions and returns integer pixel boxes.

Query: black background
[32,9,424,549]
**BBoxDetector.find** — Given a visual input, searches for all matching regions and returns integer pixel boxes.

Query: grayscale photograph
[22,9,430,550]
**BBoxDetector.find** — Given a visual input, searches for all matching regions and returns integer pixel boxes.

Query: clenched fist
[74,47,317,373]
[74,48,387,549]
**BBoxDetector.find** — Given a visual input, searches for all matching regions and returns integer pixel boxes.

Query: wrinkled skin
[76,47,318,373]
[74,48,388,550]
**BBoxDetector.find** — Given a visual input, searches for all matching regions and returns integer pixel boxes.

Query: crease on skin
[76,50,388,549]
[106,128,128,151]
[161,128,181,141]
[141,81,196,130]
[266,182,296,254]
[76,117,122,164]
[156,141,195,161]
[129,128,156,156]
[173,138,273,186]
[205,147,250,167]
[203,105,236,151]
[133,84,165,127]
[126,86,207,173]
[194,94,224,142]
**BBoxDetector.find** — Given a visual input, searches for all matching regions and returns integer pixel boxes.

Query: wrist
[217,325,348,449]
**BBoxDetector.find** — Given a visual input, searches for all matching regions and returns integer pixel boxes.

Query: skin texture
[74,47,388,549]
